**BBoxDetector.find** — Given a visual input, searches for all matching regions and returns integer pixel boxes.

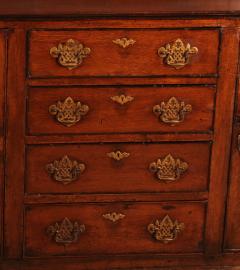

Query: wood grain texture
[3,256,240,270]
[0,0,240,17]
[4,29,26,258]
[224,123,240,250]
[28,77,218,86]
[205,28,239,254]
[24,202,206,257]
[26,142,211,194]
[27,86,215,135]
[24,192,209,204]
[0,31,6,258]
[29,29,219,78]
[224,79,240,250]
[0,6,239,270]
[0,18,237,30]
[26,133,213,144]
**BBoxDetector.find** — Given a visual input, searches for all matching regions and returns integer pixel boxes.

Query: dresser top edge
[1,0,240,18]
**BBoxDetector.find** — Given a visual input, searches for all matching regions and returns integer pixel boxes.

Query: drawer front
[26,143,210,194]
[28,29,219,77]
[24,202,206,257]
[27,86,215,135]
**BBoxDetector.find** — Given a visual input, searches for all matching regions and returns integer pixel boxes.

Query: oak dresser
[1,0,240,269]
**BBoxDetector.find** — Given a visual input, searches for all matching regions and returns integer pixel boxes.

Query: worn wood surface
[26,142,210,194]
[0,31,6,258]
[0,10,240,270]
[224,75,240,250]
[29,29,219,78]
[24,192,209,204]
[0,0,240,17]
[204,28,239,254]
[24,202,206,257]
[27,86,215,135]
[4,29,26,258]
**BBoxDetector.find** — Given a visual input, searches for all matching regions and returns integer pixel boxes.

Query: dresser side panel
[0,30,6,258]
[4,29,26,258]
[205,28,239,254]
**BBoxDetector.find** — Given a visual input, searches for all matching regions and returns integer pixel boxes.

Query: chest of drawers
[1,1,240,269]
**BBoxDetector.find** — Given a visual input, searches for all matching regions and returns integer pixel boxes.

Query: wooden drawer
[26,142,210,194]
[28,29,219,78]
[24,202,206,257]
[27,86,215,135]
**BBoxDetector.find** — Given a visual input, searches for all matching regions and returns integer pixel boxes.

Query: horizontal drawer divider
[25,133,213,144]
[24,192,209,204]
[27,80,218,87]
[27,77,218,87]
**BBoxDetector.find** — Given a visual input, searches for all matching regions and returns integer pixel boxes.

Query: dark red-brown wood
[27,86,215,135]
[224,123,240,250]
[0,0,240,17]
[205,28,239,255]
[24,202,206,257]
[4,29,26,259]
[29,29,219,78]
[0,5,240,270]
[224,76,240,251]
[0,31,6,258]
[26,142,211,194]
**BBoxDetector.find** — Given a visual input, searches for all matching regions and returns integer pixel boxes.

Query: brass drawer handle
[153,97,192,124]
[102,212,126,222]
[113,37,136,48]
[158,38,198,69]
[46,217,85,245]
[107,150,130,161]
[46,155,86,185]
[148,215,184,243]
[50,39,91,70]
[149,154,188,182]
[49,96,89,127]
[111,95,134,105]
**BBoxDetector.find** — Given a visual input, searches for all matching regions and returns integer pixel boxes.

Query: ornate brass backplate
[46,217,85,245]
[50,39,91,70]
[46,155,85,185]
[112,37,136,48]
[49,96,89,127]
[107,150,130,161]
[102,212,126,222]
[158,38,198,69]
[111,95,134,105]
[148,215,184,243]
[149,154,188,182]
[153,97,192,125]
